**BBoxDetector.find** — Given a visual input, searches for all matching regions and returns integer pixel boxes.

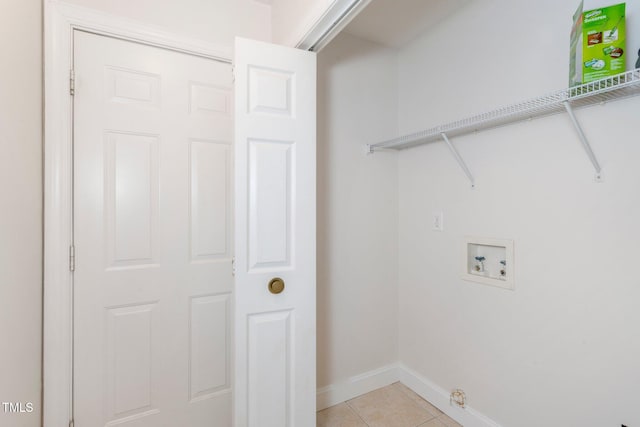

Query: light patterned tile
[316,402,368,427]
[348,384,436,427]
[394,382,444,417]
[438,413,463,427]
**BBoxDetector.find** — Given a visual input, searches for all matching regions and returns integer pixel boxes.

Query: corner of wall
[317,364,400,411]
[316,30,400,397]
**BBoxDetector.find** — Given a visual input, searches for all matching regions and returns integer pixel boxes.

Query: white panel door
[234,38,316,427]
[73,31,233,427]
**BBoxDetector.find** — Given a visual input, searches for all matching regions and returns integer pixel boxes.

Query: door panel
[73,31,233,427]
[247,310,292,426]
[189,294,231,400]
[234,37,317,427]
[249,139,294,269]
[105,303,157,420]
[105,131,159,267]
[190,140,230,261]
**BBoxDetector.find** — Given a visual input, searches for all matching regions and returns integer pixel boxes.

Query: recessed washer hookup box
[570,2,626,86]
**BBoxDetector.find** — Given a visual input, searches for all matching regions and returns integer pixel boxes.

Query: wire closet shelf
[368,68,640,152]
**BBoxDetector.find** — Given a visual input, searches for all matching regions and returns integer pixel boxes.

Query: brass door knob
[268,277,285,294]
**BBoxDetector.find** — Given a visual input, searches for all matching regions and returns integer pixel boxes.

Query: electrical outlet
[432,211,443,231]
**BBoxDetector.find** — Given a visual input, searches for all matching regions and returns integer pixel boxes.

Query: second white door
[73,31,233,426]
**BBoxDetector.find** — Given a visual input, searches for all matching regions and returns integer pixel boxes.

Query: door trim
[295,0,371,52]
[43,2,231,426]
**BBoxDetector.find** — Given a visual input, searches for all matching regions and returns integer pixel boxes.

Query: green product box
[569,2,626,86]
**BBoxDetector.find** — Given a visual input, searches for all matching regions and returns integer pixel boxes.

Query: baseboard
[316,363,400,410]
[398,364,503,427]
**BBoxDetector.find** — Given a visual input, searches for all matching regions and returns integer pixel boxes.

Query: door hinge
[231,65,235,83]
[69,245,75,272]
[69,69,75,96]
[231,257,235,277]
[69,419,74,427]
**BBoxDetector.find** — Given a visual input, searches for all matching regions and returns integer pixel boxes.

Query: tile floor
[316,382,462,427]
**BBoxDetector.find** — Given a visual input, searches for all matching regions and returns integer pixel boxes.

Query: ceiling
[344,0,471,48]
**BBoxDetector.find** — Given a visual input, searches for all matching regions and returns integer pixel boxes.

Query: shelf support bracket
[441,132,475,188]
[563,101,603,182]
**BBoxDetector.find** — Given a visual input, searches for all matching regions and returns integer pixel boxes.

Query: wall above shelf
[366,69,640,186]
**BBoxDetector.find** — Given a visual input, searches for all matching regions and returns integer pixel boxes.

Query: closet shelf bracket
[563,101,603,182]
[441,132,475,188]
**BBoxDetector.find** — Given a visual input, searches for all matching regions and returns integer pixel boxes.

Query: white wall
[63,0,272,47]
[271,0,333,46]
[0,0,42,426]
[397,0,640,426]
[317,32,399,390]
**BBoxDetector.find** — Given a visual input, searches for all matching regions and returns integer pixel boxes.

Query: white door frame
[43,2,231,426]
